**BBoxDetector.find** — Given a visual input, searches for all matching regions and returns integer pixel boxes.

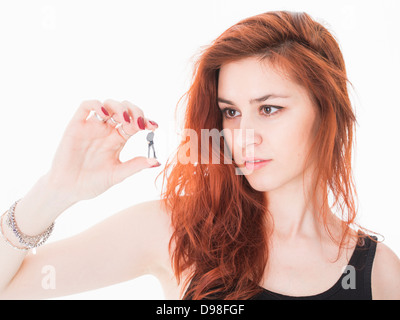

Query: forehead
[218,57,297,97]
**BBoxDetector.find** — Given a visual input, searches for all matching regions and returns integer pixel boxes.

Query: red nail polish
[138,117,145,130]
[149,120,158,127]
[151,162,161,168]
[123,111,131,123]
[101,107,110,116]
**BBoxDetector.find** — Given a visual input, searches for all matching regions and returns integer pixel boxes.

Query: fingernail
[151,163,161,168]
[147,158,161,167]
[101,107,110,116]
[149,120,158,127]
[123,111,131,123]
[138,117,145,130]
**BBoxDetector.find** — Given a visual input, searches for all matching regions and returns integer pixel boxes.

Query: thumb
[114,157,161,183]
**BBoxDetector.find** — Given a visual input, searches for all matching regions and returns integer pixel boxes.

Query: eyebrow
[217,94,289,106]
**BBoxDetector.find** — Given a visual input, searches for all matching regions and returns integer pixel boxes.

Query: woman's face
[218,56,320,192]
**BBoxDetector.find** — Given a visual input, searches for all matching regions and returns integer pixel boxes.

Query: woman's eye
[224,109,238,118]
[261,105,284,117]
[220,105,283,119]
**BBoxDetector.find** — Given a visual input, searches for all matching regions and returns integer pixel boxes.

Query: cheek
[274,117,316,165]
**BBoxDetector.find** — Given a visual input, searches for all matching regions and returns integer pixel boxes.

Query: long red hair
[157,11,365,300]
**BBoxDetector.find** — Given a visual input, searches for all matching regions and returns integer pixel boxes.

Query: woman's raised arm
[0,99,162,298]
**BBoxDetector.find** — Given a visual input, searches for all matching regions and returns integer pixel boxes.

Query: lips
[243,158,271,163]
[244,159,272,170]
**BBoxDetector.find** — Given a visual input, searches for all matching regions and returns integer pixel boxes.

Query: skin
[218,56,323,239]
[217,56,400,298]
[0,61,399,300]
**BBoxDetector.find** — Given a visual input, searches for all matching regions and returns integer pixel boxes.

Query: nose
[236,129,259,161]
[233,116,262,160]
[234,128,257,149]
[239,113,261,145]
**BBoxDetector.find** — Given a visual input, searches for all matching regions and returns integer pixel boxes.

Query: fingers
[113,156,161,184]
[101,99,159,139]
[73,99,159,140]
[120,100,159,132]
[72,99,104,124]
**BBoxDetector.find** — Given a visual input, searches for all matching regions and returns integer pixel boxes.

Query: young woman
[0,11,399,300]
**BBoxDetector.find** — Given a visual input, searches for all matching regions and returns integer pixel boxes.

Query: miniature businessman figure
[147,131,157,159]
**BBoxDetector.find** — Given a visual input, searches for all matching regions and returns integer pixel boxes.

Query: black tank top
[184,234,378,300]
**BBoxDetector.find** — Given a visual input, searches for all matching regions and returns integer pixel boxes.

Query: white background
[0,0,399,299]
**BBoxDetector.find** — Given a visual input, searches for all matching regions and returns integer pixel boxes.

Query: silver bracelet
[0,212,30,252]
[5,199,54,249]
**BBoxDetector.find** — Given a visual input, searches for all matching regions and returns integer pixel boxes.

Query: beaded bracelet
[0,212,29,252]
[3,199,54,250]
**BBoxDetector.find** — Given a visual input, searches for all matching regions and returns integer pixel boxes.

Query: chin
[244,175,279,193]
[249,170,309,195]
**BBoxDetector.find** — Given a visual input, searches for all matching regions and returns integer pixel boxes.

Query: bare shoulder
[130,199,173,235]
[125,199,174,267]
[91,198,174,280]
[372,241,400,300]
[124,198,173,251]
[125,199,184,298]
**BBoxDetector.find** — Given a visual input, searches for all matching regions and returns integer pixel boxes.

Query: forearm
[0,174,77,293]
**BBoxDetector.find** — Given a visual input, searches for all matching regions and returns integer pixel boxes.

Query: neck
[264,168,331,242]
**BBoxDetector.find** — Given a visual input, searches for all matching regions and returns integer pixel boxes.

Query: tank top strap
[347,231,378,299]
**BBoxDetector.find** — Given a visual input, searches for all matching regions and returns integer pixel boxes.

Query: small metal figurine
[146,131,157,159]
